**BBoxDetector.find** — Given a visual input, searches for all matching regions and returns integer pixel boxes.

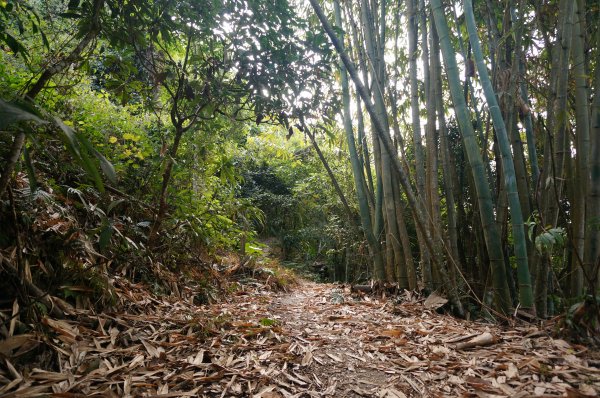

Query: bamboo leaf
[0,99,45,128]
[54,116,112,192]
[80,135,117,184]
[107,199,126,215]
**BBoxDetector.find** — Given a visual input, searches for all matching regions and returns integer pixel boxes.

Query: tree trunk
[392,180,417,289]
[359,0,401,282]
[465,0,534,312]
[333,0,385,280]
[535,0,575,316]
[149,125,184,244]
[415,0,434,288]
[432,16,461,279]
[426,13,443,288]
[584,9,600,293]
[430,0,511,314]
[512,2,540,190]
[569,0,590,296]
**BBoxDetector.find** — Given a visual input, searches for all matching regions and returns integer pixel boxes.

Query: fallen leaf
[424,292,448,309]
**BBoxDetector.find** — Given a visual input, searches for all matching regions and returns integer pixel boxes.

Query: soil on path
[2,279,599,397]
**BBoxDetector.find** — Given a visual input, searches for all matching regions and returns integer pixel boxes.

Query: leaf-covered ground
[1,278,599,397]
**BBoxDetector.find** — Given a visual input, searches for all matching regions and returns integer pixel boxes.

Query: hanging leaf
[107,199,126,215]
[80,135,117,184]
[534,227,566,253]
[54,116,83,158]
[39,29,49,49]
[54,116,116,192]
[0,99,45,128]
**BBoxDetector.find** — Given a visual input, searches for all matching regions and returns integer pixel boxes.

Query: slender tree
[431,16,461,277]
[584,12,600,293]
[332,0,385,279]
[465,0,534,312]
[569,0,590,296]
[430,0,511,313]
[535,0,575,316]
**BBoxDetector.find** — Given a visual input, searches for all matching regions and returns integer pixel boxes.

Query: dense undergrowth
[0,162,313,323]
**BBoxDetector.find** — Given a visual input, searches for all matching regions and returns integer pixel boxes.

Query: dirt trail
[2,280,599,397]
[268,283,600,397]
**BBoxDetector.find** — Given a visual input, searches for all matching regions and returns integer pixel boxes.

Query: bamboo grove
[307,0,600,317]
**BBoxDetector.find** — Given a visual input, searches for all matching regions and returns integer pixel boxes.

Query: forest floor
[1,275,600,397]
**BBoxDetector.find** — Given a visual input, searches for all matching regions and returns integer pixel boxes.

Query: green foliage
[245,241,265,255]
[0,95,116,193]
[0,0,48,59]
[0,0,352,331]
[235,126,362,280]
[0,0,339,252]
[527,214,567,254]
[259,317,277,327]
[64,87,152,164]
[534,227,567,254]
[55,117,116,192]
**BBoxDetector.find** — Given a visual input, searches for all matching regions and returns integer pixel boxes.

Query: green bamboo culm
[464,0,535,313]
[308,0,465,316]
[333,0,385,280]
[430,0,512,314]
[584,8,600,292]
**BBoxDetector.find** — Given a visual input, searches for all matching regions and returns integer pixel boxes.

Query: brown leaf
[504,362,519,379]
[0,334,37,356]
[42,317,79,341]
[455,332,497,350]
[326,352,343,362]
[9,299,18,336]
[301,350,313,366]
[423,292,448,309]
[380,329,403,338]
[378,387,407,398]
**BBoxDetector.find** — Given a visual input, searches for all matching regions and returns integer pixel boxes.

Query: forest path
[264,282,599,397]
[3,280,600,397]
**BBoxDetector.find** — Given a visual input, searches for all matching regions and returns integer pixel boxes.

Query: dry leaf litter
[1,279,599,397]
